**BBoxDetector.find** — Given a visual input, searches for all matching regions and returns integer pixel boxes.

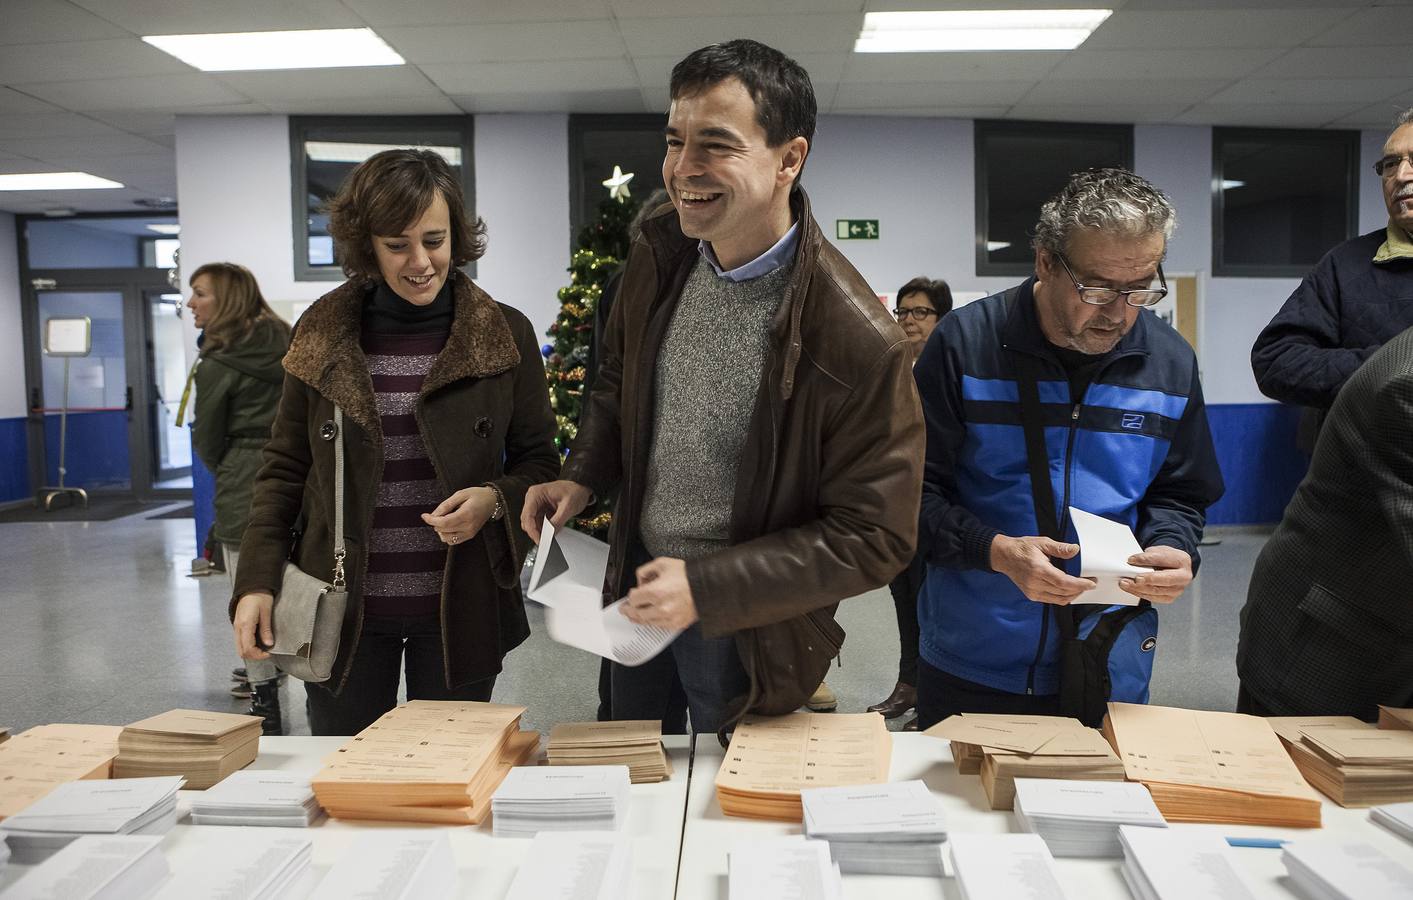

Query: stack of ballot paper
[490,765,630,837]
[715,712,892,821]
[1380,707,1413,732]
[728,836,841,900]
[311,832,457,900]
[927,714,1125,810]
[546,720,672,783]
[1012,778,1166,857]
[2,834,168,900]
[801,780,947,876]
[1103,703,1322,827]
[154,827,310,899]
[1119,825,1258,900]
[312,700,538,825]
[190,770,322,827]
[1282,840,1413,900]
[950,833,1069,900]
[506,832,632,900]
[0,775,182,863]
[0,724,122,821]
[1371,801,1413,842]
[1269,716,1413,806]
[114,709,261,790]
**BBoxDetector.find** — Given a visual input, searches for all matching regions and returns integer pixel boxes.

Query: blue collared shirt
[698,221,800,283]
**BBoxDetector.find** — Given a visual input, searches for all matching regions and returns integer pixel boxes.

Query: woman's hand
[233,592,275,660]
[422,486,498,546]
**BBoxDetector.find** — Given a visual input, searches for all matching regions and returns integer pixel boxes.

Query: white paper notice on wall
[43,317,92,356]
[1069,507,1153,607]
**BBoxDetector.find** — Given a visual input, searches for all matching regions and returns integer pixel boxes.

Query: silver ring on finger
[449,535,459,544]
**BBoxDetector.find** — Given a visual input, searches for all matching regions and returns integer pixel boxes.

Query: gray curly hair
[1031,167,1176,256]
[1395,107,1413,127]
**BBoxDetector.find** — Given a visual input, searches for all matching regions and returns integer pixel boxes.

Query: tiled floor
[0,508,1268,736]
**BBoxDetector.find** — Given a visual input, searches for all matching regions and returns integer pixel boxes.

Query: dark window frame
[974,119,1134,277]
[1211,126,1359,278]
[289,115,476,282]
[567,113,667,250]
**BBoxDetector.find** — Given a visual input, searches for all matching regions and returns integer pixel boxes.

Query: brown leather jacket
[562,189,924,723]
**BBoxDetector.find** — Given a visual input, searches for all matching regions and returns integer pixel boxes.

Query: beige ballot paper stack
[716,712,891,821]
[114,709,262,789]
[927,714,1124,810]
[1269,716,1413,807]
[1103,702,1322,827]
[311,700,538,825]
[0,725,122,821]
[546,720,672,783]
[1380,707,1413,731]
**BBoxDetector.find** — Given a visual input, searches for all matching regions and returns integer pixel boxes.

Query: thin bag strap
[331,405,346,590]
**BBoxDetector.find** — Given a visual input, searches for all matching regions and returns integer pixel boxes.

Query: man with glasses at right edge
[911,168,1224,728]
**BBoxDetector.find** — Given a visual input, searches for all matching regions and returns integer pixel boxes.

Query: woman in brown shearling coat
[229,149,559,735]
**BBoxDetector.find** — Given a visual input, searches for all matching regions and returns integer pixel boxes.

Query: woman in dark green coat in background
[188,261,291,733]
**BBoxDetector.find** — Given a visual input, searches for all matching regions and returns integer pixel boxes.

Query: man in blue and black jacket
[913,168,1224,729]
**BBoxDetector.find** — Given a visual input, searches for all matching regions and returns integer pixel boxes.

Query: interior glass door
[146,289,192,488]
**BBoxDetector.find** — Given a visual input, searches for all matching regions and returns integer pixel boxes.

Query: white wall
[0,212,25,419]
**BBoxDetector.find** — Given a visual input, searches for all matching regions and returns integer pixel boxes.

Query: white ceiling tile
[261,95,463,115]
[1005,102,1195,124]
[840,52,1067,84]
[1308,7,1413,47]
[0,39,193,84]
[1251,46,1411,80]
[1173,102,1362,127]
[632,53,848,90]
[1048,49,1284,81]
[213,66,442,102]
[376,22,626,64]
[68,0,364,35]
[0,133,171,157]
[1023,78,1230,105]
[824,105,1012,119]
[168,103,271,115]
[1206,77,1413,105]
[84,111,178,134]
[22,74,252,111]
[616,15,860,57]
[0,112,125,139]
[0,0,130,46]
[343,0,611,26]
[1332,95,1413,130]
[451,89,647,113]
[1120,0,1374,9]
[0,159,59,174]
[641,87,671,112]
[0,88,62,114]
[613,0,863,16]
[1081,8,1351,49]
[421,59,639,94]
[832,81,1034,108]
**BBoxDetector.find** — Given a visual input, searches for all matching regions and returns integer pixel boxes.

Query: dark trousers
[597,656,688,734]
[887,555,925,686]
[1235,683,1276,717]
[305,613,495,736]
[915,658,1061,730]
[611,622,749,736]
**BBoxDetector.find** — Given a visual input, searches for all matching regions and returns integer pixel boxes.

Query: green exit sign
[836,219,879,240]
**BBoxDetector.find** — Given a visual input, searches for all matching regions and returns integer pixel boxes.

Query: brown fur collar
[282,270,520,437]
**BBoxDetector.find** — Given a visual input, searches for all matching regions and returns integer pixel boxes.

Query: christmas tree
[542,167,640,534]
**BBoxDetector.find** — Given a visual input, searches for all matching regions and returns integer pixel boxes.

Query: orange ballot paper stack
[0,725,123,821]
[546,720,672,783]
[1102,702,1322,827]
[1269,716,1413,807]
[114,710,262,790]
[715,712,891,822]
[311,700,539,825]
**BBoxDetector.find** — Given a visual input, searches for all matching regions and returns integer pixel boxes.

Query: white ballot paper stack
[1371,801,1413,842]
[0,775,182,864]
[504,831,631,900]
[1013,778,1166,858]
[728,835,841,900]
[801,780,948,876]
[310,832,457,900]
[1070,507,1152,606]
[190,770,322,827]
[2,834,168,900]
[153,827,311,900]
[491,764,630,838]
[1118,825,1258,900]
[1281,840,1413,900]
[949,833,1069,900]
[527,518,680,666]
[1,833,9,870]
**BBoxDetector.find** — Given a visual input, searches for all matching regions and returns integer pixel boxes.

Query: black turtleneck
[362,276,454,335]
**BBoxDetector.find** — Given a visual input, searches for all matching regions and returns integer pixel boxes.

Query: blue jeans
[611,622,749,736]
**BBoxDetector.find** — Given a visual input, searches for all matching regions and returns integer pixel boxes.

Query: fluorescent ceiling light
[0,172,123,191]
[1220,179,1246,190]
[986,240,1012,252]
[143,28,404,72]
[856,9,1113,52]
[147,224,181,235]
[306,142,461,166]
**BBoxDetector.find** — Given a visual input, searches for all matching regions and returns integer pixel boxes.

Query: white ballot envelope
[1069,507,1153,607]
[528,518,681,666]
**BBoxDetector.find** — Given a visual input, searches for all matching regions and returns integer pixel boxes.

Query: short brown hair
[189,262,290,354]
[325,148,486,279]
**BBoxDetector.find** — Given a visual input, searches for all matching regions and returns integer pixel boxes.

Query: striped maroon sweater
[362,330,448,617]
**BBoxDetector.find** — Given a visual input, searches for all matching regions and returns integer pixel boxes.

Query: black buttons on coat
[474,416,493,438]
[319,420,338,441]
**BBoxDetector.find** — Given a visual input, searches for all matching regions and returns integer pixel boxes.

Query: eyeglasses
[1373,153,1413,178]
[894,307,939,322]
[1052,251,1168,308]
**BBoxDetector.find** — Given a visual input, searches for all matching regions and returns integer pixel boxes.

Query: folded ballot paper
[506,831,632,900]
[1281,840,1413,900]
[114,709,262,789]
[801,780,947,876]
[949,833,1070,900]
[1379,706,1413,732]
[1269,716,1413,807]
[1,834,169,900]
[1069,507,1152,606]
[527,517,680,666]
[0,775,182,863]
[0,724,123,822]
[547,720,672,784]
[311,832,457,900]
[490,764,630,838]
[1012,778,1166,858]
[729,836,842,900]
[1118,825,1259,900]
[190,770,322,827]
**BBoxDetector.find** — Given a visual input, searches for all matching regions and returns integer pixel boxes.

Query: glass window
[569,114,668,242]
[26,215,178,270]
[1213,128,1358,276]
[974,120,1133,276]
[290,117,475,281]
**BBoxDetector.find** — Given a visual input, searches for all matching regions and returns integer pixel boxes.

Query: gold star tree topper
[602,165,634,202]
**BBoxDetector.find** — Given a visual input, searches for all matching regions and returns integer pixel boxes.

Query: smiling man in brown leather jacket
[523,39,924,736]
